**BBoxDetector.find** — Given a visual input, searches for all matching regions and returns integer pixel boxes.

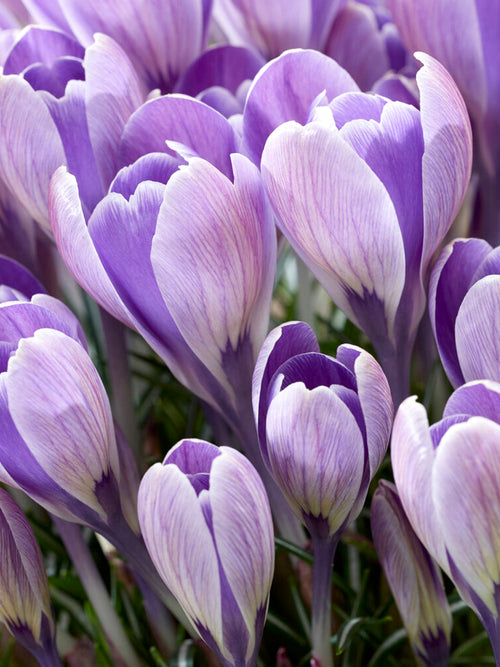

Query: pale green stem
[311,535,339,667]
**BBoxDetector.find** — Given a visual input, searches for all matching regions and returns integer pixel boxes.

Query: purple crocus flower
[50,141,275,429]
[386,0,500,242]
[371,480,451,667]
[429,237,500,387]
[0,25,143,230]
[213,0,347,60]
[261,52,472,405]
[392,381,500,662]
[23,0,213,94]
[0,487,62,666]
[138,438,274,667]
[253,320,392,666]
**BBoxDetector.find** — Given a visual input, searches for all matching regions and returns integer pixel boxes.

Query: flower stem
[310,535,339,667]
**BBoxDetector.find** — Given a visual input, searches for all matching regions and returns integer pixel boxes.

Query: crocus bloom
[392,381,500,662]
[253,320,392,666]
[386,0,500,243]
[213,0,347,60]
[50,143,276,425]
[0,487,62,666]
[24,0,213,93]
[371,480,451,666]
[138,439,274,667]
[0,25,143,230]
[261,52,472,404]
[429,237,500,387]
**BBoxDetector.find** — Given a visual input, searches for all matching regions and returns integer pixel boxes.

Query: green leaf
[337,616,392,655]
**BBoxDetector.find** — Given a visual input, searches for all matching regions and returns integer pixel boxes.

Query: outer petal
[138,462,223,647]
[0,488,55,644]
[433,417,500,615]
[265,383,365,535]
[58,0,209,92]
[261,118,406,341]
[0,75,65,230]
[391,397,448,571]
[429,238,492,388]
[337,344,393,476]
[211,447,274,664]
[252,321,320,462]
[416,52,473,276]
[119,95,237,179]
[84,33,144,192]
[444,380,500,423]
[371,481,451,666]
[455,276,500,382]
[49,167,135,327]
[152,154,276,402]
[6,329,119,518]
[0,256,45,299]
[242,48,359,163]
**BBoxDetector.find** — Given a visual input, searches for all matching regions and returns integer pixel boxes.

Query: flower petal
[243,48,358,163]
[261,118,406,341]
[6,329,119,518]
[433,417,500,615]
[266,382,365,535]
[0,75,65,230]
[455,276,500,382]
[152,153,276,401]
[391,397,448,570]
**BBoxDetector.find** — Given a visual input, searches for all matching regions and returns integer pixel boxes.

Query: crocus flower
[23,0,213,93]
[261,52,472,405]
[429,237,500,387]
[0,487,62,666]
[253,320,392,666]
[371,480,451,667]
[213,0,347,60]
[392,380,500,662]
[138,438,274,667]
[386,0,500,243]
[0,25,143,230]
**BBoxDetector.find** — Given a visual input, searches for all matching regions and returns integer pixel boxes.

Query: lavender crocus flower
[138,439,274,667]
[392,381,500,663]
[253,321,392,666]
[429,237,500,387]
[24,0,213,93]
[371,480,451,667]
[261,52,472,405]
[0,488,62,666]
[0,25,143,230]
[386,0,500,243]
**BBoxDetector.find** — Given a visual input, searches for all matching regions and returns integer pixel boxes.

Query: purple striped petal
[337,344,392,476]
[371,481,451,666]
[433,417,500,615]
[84,33,144,192]
[2,25,84,74]
[455,277,500,382]
[0,256,45,299]
[242,49,359,163]
[138,462,223,648]
[429,238,492,388]
[265,382,365,535]
[252,321,319,462]
[57,0,210,92]
[6,329,119,519]
[261,118,406,340]
[119,95,237,179]
[443,380,500,423]
[0,487,55,646]
[210,447,274,664]
[152,154,276,402]
[0,75,65,230]
[417,53,473,275]
[391,397,448,571]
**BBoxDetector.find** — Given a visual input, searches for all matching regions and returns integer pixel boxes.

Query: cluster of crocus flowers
[0,0,499,664]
